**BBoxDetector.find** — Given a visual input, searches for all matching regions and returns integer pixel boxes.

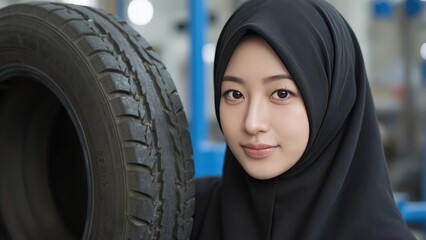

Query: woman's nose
[243,99,269,135]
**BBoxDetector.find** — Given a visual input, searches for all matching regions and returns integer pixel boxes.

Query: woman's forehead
[224,36,290,77]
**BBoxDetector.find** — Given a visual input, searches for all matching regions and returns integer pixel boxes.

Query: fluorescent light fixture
[421,43,426,60]
[61,0,97,7]
[202,43,216,63]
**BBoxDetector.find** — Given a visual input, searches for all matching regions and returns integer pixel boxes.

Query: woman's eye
[272,89,290,99]
[224,90,244,100]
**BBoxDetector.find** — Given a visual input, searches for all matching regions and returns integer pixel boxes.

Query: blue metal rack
[189,0,225,177]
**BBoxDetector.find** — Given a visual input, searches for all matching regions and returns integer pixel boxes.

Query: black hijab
[192,0,415,239]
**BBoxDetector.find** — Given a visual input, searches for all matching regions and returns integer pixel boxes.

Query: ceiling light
[128,0,154,26]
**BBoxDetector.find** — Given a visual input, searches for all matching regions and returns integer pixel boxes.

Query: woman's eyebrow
[222,75,244,83]
[262,74,293,84]
[222,74,293,84]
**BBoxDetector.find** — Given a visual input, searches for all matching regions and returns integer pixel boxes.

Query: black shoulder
[191,176,222,240]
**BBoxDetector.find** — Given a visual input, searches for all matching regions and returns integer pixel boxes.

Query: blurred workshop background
[1,0,426,237]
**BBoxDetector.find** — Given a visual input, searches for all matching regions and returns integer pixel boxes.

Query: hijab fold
[193,0,415,239]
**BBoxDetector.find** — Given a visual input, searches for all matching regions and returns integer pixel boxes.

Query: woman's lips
[242,144,277,159]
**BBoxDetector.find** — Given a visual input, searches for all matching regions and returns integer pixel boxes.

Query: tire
[0,2,194,240]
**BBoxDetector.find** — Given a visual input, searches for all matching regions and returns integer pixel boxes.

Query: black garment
[192,0,416,239]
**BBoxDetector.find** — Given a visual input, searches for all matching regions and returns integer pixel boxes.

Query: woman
[191,0,416,239]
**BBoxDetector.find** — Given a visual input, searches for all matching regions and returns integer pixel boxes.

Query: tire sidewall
[0,16,125,239]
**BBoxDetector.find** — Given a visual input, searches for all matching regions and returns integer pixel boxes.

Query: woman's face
[220,37,310,179]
